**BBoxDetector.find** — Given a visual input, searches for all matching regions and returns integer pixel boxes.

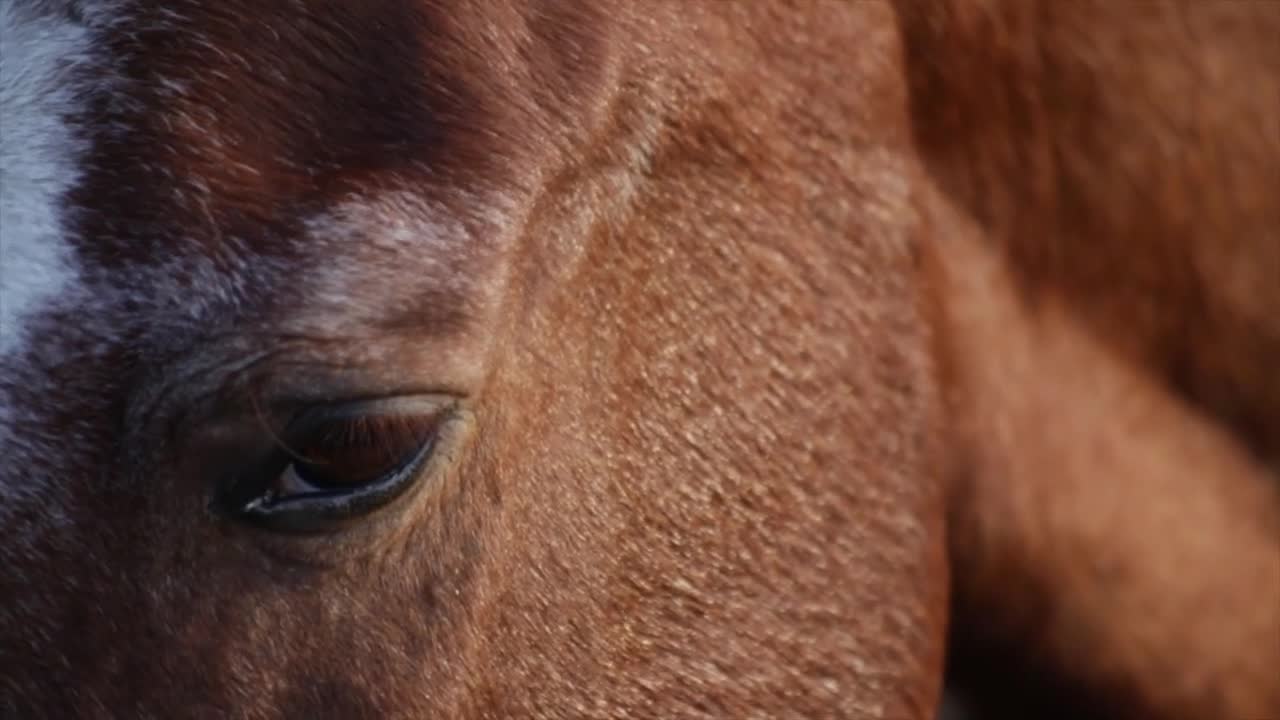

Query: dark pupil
[290,416,433,490]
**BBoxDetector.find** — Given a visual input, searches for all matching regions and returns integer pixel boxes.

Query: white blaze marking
[0,1,95,356]
[0,2,108,513]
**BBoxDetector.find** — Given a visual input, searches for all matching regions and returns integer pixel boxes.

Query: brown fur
[899,1,1280,717]
[1,2,1276,719]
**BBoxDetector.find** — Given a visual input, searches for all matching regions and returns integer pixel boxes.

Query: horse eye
[219,406,447,534]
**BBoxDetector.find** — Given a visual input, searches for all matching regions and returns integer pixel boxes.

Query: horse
[2,1,1276,718]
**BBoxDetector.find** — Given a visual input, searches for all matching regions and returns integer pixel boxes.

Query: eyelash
[287,414,434,475]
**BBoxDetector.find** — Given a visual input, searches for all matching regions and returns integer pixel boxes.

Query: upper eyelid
[283,395,457,429]
[132,335,467,470]
[136,338,372,440]
[258,396,454,463]
[175,364,455,443]
[132,320,481,455]
[283,410,446,465]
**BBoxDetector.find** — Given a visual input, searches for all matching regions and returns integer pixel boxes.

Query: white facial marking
[297,190,486,327]
[0,2,111,515]
[0,1,95,357]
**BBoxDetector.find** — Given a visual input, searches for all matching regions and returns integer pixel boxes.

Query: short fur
[0,1,1275,719]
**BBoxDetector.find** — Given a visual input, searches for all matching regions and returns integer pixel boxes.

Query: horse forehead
[2,0,475,323]
[0,3,471,460]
